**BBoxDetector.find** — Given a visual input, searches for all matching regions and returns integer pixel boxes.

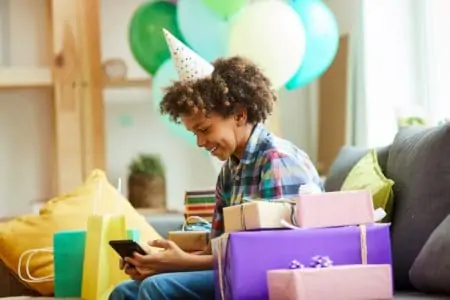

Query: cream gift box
[223,201,294,233]
[168,216,211,252]
[267,258,393,300]
[168,231,209,252]
[296,189,376,228]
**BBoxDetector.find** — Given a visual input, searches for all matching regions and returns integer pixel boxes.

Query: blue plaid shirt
[211,124,323,238]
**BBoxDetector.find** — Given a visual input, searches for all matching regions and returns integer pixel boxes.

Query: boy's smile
[181,111,252,161]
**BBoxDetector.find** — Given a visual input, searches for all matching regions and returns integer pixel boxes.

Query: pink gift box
[267,264,393,300]
[296,190,374,228]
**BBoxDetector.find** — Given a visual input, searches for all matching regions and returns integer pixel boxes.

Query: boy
[109,30,322,300]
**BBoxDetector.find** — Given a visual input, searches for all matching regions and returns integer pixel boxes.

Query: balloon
[286,0,339,90]
[152,60,197,147]
[202,0,247,19]
[129,1,184,75]
[177,0,230,61]
[228,0,306,89]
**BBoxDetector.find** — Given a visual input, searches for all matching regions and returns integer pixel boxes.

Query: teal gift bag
[53,229,139,298]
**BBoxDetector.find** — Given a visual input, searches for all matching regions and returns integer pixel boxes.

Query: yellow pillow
[341,149,395,221]
[0,169,162,295]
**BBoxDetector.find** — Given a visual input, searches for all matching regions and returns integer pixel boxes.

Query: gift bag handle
[17,247,54,283]
[93,178,122,215]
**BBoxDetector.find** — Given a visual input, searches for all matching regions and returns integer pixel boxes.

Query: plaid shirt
[211,124,323,238]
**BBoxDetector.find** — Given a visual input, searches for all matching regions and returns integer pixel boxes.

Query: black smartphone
[109,239,147,259]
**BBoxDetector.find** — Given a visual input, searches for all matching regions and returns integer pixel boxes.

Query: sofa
[324,124,450,299]
[1,124,450,299]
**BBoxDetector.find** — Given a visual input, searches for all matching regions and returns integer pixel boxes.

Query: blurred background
[0,0,448,217]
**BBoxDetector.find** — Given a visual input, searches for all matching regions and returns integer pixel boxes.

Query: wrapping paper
[167,231,209,252]
[223,201,294,232]
[297,190,375,228]
[212,224,391,300]
[267,264,393,300]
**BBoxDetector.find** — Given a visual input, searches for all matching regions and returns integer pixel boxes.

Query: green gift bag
[53,229,139,298]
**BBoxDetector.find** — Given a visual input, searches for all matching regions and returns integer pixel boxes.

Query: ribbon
[239,199,297,230]
[214,235,227,300]
[289,255,334,269]
[214,224,368,300]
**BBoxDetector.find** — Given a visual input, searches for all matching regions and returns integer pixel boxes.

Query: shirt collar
[240,123,266,165]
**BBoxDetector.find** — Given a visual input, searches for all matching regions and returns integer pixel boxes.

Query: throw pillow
[341,149,395,221]
[386,124,450,290]
[409,215,450,295]
[0,169,162,296]
[324,145,390,192]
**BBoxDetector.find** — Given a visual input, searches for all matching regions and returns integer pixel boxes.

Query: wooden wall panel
[317,35,349,175]
[49,0,105,194]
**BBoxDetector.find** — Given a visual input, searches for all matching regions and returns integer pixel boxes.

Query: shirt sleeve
[259,150,309,200]
[210,169,226,239]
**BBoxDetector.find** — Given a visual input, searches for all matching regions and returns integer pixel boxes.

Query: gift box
[297,190,375,228]
[184,189,216,222]
[267,256,393,300]
[223,201,294,232]
[168,216,211,252]
[212,224,391,300]
[168,231,209,252]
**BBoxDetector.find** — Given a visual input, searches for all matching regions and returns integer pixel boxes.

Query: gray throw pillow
[386,124,450,290]
[409,215,450,295]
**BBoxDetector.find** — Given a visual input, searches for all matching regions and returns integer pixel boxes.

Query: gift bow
[289,255,334,269]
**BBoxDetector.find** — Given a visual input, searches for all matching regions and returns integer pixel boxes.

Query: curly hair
[159,56,277,124]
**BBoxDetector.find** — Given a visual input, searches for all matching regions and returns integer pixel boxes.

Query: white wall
[0,0,358,217]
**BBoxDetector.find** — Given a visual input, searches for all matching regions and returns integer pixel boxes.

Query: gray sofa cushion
[324,145,390,192]
[409,215,450,295]
[394,292,449,299]
[386,124,450,290]
[146,214,185,238]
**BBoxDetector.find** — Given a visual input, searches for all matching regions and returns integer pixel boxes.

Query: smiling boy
[108,30,322,300]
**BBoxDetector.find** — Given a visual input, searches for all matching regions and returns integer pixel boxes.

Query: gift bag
[81,179,135,300]
[53,228,139,298]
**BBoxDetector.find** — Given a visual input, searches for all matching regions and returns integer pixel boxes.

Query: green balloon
[202,0,247,19]
[129,1,185,75]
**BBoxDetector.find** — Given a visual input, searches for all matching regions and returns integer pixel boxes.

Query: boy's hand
[119,258,126,270]
[119,258,156,281]
[124,264,156,281]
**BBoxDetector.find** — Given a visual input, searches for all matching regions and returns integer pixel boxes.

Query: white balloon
[228,0,306,88]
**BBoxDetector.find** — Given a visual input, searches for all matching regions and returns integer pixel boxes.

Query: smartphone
[109,239,147,259]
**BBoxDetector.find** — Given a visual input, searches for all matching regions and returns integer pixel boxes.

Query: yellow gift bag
[81,179,133,300]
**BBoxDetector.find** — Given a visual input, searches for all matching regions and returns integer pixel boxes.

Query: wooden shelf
[0,67,152,90]
[103,77,152,88]
[0,67,52,89]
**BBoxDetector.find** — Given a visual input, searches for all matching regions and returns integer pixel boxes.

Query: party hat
[162,28,214,81]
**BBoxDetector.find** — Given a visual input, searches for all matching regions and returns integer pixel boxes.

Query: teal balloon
[152,60,197,147]
[286,0,339,90]
[129,1,185,75]
[177,0,229,61]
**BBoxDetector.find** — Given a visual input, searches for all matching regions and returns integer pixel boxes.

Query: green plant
[128,154,165,178]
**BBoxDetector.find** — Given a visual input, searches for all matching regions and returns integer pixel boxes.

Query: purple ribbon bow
[289,255,334,269]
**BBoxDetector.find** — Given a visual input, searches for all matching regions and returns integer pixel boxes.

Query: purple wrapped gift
[212,224,391,300]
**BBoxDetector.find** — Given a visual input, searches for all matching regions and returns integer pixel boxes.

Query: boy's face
[181,111,242,161]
